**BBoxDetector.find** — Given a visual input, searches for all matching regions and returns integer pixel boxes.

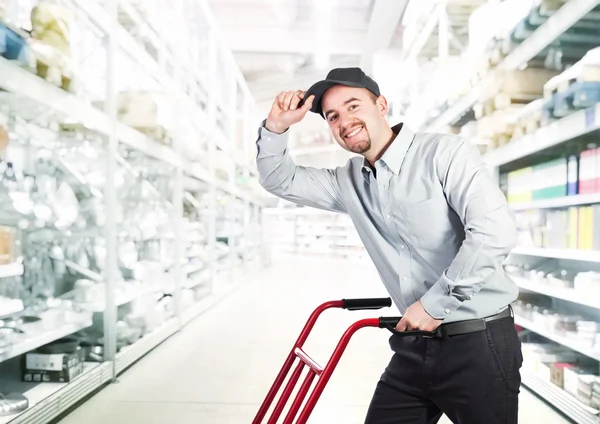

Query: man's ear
[376,95,388,117]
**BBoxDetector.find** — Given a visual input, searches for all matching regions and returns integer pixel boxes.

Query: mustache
[341,121,366,138]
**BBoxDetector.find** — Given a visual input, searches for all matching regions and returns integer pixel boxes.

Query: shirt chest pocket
[393,198,454,251]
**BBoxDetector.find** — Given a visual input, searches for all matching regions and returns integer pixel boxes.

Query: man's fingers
[274,91,287,110]
[290,91,303,110]
[300,95,314,113]
[282,91,295,111]
[395,317,408,332]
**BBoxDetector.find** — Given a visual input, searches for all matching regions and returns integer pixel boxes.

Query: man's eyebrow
[324,97,362,118]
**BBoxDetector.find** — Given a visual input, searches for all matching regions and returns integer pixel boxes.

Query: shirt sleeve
[256,122,347,213]
[419,136,517,319]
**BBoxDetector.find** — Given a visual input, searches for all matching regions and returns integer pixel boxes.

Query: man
[255,67,522,423]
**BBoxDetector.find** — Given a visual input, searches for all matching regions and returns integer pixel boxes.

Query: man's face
[321,85,384,155]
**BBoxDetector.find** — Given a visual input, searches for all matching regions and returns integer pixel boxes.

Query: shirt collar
[361,123,415,178]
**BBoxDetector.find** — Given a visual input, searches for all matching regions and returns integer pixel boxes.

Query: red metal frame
[253,300,381,424]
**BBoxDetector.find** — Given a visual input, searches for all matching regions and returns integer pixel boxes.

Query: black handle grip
[379,317,442,338]
[341,298,392,311]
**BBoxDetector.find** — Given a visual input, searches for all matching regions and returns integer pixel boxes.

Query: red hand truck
[252,297,442,424]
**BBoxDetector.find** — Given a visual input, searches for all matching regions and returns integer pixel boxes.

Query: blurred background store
[0,0,600,423]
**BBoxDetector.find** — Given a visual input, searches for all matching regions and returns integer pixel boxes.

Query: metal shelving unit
[514,276,600,309]
[509,193,600,211]
[1,362,114,424]
[422,0,600,132]
[521,370,599,424]
[515,315,600,362]
[511,247,600,262]
[484,102,600,168]
[0,0,266,423]
[0,317,93,364]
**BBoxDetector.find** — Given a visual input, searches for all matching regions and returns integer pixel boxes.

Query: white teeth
[346,127,362,138]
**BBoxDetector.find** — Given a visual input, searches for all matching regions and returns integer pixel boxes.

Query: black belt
[389,306,513,339]
[441,306,513,337]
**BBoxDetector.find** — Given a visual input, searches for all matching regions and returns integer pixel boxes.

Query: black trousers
[364,316,523,424]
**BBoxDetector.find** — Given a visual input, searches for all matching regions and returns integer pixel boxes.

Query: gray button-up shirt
[256,122,519,323]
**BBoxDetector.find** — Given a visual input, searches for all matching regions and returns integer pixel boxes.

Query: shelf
[484,103,600,167]
[0,315,93,364]
[521,370,599,424]
[0,57,181,169]
[0,58,263,206]
[115,318,179,374]
[510,247,600,262]
[514,315,600,362]
[61,285,163,313]
[509,193,600,211]
[0,362,112,424]
[0,264,24,279]
[424,0,600,132]
[425,88,481,132]
[71,0,247,164]
[498,0,600,71]
[513,276,600,309]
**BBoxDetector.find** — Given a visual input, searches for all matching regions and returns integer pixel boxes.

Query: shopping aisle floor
[57,256,572,424]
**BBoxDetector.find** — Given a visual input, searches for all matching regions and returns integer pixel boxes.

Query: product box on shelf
[23,347,84,372]
[567,155,579,196]
[532,158,568,200]
[543,48,600,122]
[21,343,86,383]
[550,362,575,389]
[578,147,598,195]
[564,365,599,399]
[577,374,597,406]
[22,362,84,383]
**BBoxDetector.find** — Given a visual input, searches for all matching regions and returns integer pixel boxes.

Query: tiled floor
[57,256,573,423]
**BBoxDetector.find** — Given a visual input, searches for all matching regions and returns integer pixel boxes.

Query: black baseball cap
[302,67,380,119]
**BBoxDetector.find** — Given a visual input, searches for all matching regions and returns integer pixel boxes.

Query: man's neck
[365,127,397,166]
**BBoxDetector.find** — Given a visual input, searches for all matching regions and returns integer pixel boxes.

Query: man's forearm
[255,123,347,213]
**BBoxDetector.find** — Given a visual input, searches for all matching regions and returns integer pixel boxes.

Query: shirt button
[386,214,391,219]
[401,245,405,250]
[444,309,451,314]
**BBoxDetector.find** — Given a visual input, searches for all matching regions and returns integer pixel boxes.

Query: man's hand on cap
[265,90,314,134]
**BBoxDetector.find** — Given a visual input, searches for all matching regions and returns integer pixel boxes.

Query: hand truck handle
[379,317,442,338]
[341,297,392,311]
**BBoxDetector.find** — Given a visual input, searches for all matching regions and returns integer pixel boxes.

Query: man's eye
[329,115,338,122]
[349,105,358,110]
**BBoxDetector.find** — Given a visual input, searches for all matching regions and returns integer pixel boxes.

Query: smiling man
[255,67,522,423]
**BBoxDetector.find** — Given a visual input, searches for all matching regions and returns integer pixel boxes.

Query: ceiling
[207,0,486,167]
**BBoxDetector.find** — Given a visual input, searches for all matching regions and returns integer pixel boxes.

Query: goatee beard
[350,139,371,154]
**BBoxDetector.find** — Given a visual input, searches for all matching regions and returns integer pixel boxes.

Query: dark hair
[368,91,379,104]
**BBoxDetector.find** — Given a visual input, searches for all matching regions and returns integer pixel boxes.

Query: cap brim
[301,79,367,118]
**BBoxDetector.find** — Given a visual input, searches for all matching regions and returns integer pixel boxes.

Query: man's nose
[340,114,354,130]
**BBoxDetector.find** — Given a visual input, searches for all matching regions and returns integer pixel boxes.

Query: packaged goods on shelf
[116,91,177,145]
[0,21,32,67]
[574,272,600,298]
[507,99,545,141]
[29,2,74,90]
[543,47,600,123]
[593,377,600,409]
[506,158,569,202]
[515,300,600,351]
[521,342,587,379]
[490,68,560,101]
[513,205,600,250]
[22,343,85,383]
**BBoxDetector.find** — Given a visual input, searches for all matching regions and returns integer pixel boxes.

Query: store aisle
[57,256,572,424]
